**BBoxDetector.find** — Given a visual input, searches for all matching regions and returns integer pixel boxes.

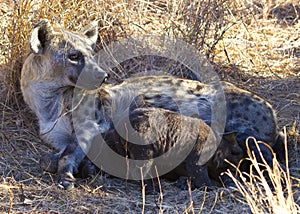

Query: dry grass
[214,0,300,78]
[226,135,300,214]
[0,0,300,213]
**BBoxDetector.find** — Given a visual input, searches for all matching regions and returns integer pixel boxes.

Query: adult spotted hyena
[21,20,281,190]
[21,20,107,188]
[68,75,279,190]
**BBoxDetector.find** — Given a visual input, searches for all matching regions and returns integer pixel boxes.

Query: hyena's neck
[26,82,72,125]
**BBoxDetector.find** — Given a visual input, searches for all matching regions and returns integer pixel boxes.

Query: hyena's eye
[68,51,83,62]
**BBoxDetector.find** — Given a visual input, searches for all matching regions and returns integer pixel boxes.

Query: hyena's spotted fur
[67,75,280,189]
[98,75,281,147]
[21,20,282,190]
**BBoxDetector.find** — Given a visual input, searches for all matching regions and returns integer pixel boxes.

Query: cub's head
[21,19,107,91]
[207,132,244,182]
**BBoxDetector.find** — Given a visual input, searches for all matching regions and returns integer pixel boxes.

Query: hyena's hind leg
[77,158,97,179]
[272,120,299,163]
[40,153,60,174]
[235,130,275,169]
[271,131,285,163]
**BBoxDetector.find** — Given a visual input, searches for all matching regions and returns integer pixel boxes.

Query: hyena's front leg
[56,125,100,189]
[40,152,97,179]
[56,142,87,190]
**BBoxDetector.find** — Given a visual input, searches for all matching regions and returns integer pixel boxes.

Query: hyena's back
[222,82,279,146]
[99,76,280,148]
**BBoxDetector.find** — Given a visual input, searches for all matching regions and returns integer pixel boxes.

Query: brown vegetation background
[0,0,299,213]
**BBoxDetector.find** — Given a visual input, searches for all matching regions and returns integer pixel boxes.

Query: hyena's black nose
[94,69,108,82]
[103,73,109,83]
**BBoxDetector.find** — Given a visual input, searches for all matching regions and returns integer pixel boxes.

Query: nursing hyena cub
[102,107,243,191]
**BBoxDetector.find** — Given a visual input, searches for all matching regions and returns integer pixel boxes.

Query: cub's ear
[222,131,243,155]
[30,19,53,54]
[81,20,98,49]
[222,131,238,145]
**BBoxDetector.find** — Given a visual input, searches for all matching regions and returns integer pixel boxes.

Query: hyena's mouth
[70,71,108,90]
[68,75,78,86]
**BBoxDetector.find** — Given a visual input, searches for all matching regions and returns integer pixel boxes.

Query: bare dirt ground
[0,0,300,213]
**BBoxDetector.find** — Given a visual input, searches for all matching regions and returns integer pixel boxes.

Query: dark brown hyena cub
[102,107,243,192]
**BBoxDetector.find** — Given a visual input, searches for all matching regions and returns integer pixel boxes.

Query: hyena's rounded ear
[222,131,243,154]
[221,131,238,146]
[30,19,53,54]
[81,20,99,49]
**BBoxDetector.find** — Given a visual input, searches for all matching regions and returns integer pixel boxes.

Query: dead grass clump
[226,136,300,214]
[158,0,231,58]
[0,0,129,104]
[214,0,300,77]
[0,181,16,214]
[1,0,233,105]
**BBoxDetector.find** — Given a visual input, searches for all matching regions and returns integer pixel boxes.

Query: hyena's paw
[39,153,59,173]
[57,160,97,190]
[58,172,76,190]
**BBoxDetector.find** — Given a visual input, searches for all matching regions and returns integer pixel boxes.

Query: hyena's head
[21,19,107,92]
